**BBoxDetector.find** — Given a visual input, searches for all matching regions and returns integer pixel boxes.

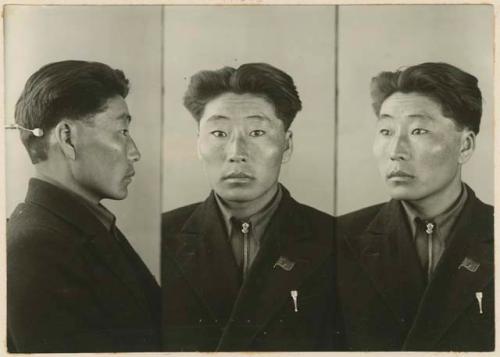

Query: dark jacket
[7,178,161,353]
[336,185,494,351]
[161,186,338,351]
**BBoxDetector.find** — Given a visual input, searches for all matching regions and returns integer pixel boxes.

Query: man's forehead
[379,92,443,120]
[202,93,277,120]
[93,97,131,122]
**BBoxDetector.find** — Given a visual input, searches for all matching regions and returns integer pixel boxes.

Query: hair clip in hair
[5,124,44,137]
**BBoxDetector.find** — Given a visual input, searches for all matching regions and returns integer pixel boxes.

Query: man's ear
[54,120,76,160]
[281,130,293,164]
[458,129,475,164]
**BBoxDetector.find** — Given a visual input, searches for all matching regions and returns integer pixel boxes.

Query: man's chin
[386,185,422,201]
[215,187,256,204]
[104,188,129,201]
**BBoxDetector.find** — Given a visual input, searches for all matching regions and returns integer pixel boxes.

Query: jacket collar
[25,178,109,237]
[403,185,493,350]
[345,197,426,324]
[344,184,493,349]
[168,185,333,349]
[25,178,156,317]
[218,186,332,350]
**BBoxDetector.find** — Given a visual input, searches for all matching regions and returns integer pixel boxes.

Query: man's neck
[219,183,279,219]
[35,164,100,205]
[404,177,463,219]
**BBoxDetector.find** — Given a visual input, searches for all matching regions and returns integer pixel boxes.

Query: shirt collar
[401,183,468,237]
[79,199,116,232]
[215,183,283,237]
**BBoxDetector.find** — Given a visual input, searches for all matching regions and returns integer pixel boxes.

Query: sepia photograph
[1,2,495,354]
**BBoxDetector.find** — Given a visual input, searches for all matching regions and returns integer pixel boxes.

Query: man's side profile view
[337,62,494,351]
[7,60,160,353]
[161,63,337,351]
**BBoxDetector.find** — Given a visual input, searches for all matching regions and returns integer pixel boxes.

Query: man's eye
[411,128,429,135]
[249,130,265,137]
[211,130,227,137]
[379,129,391,136]
[121,129,129,136]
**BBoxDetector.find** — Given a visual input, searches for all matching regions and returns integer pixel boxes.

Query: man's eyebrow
[206,114,229,122]
[245,114,270,121]
[205,114,271,122]
[378,113,433,120]
[407,113,433,120]
[117,113,132,122]
[379,113,393,119]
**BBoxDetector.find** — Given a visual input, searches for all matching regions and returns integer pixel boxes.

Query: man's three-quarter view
[336,62,494,351]
[7,61,160,353]
[161,63,338,351]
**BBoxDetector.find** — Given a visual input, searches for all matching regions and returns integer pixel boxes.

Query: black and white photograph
[2,2,495,354]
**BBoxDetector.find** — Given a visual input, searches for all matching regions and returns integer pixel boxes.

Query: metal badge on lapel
[273,256,295,271]
[458,257,480,272]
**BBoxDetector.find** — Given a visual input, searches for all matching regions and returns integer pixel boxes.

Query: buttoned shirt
[215,184,283,280]
[401,184,468,280]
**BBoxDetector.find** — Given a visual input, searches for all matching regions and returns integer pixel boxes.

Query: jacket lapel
[26,178,154,316]
[168,192,240,321]
[84,227,156,316]
[217,189,333,350]
[344,200,425,324]
[403,189,494,350]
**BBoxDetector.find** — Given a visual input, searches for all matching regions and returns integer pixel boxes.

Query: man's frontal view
[162,63,337,351]
[337,62,494,351]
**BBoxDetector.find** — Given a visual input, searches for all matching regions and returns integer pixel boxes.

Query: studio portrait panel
[335,4,494,352]
[161,5,337,352]
[4,6,163,352]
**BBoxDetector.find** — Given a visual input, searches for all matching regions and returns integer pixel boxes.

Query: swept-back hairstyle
[15,60,129,163]
[370,62,482,134]
[183,63,302,130]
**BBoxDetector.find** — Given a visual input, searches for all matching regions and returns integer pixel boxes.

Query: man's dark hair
[370,62,482,134]
[15,60,130,163]
[183,63,302,130]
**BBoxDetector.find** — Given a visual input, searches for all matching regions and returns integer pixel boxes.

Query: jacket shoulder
[8,202,85,262]
[337,202,386,236]
[470,195,494,236]
[161,202,202,234]
[295,202,334,226]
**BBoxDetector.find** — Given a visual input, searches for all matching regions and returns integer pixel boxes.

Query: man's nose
[226,133,248,163]
[389,133,410,161]
[128,137,141,162]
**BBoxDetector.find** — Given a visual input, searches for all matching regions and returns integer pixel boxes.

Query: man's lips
[124,170,136,179]
[387,170,415,179]
[223,172,254,180]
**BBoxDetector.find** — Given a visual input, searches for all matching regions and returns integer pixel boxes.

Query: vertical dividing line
[333,5,339,216]
[159,5,165,285]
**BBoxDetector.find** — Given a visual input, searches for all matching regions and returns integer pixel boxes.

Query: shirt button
[198,319,203,323]
[263,331,268,335]
[246,319,251,323]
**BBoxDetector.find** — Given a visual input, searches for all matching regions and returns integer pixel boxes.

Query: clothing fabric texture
[161,185,338,351]
[336,184,494,351]
[7,178,161,353]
